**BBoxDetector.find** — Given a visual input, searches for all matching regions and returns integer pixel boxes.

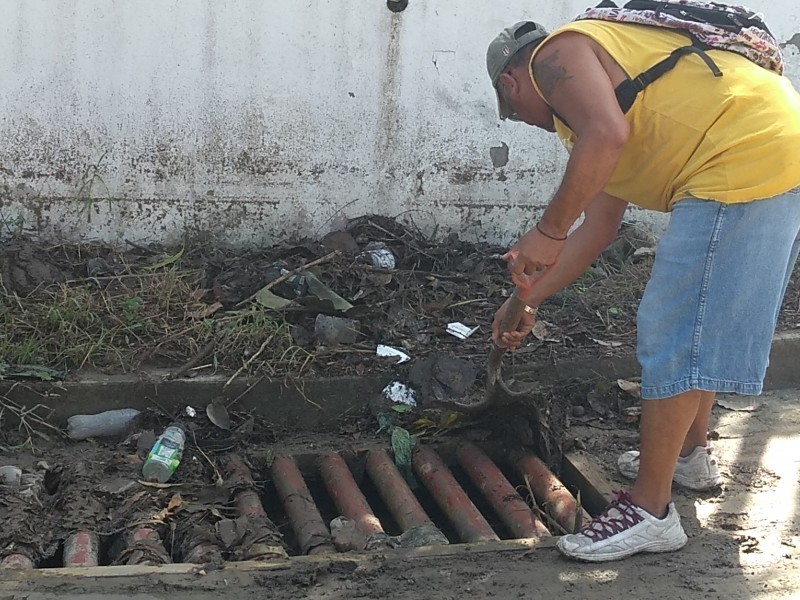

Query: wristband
[536,222,568,241]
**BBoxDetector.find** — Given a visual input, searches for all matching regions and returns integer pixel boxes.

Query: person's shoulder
[533,29,593,58]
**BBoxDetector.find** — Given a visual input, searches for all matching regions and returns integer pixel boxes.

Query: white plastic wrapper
[382,381,417,406]
[376,344,411,363]
[446,322,479,340]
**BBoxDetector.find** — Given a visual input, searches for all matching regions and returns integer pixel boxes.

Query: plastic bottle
[66,409,141,440]
[142,424,186,483]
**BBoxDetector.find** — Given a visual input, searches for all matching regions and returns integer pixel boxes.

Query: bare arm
[533,34,629,239]
[524,192,628,305]
[494,192,628,347]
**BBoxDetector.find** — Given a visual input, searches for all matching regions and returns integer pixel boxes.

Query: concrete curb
[2,332,797,427]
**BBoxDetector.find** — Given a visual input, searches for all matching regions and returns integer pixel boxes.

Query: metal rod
[319,454,384,538]
[513,451,588,532]
[365,449,431,532]
[223,454,287,560]
[272,456,334,555]
[456,443,548,539]
[63,531,99,567]
[412,446,499,543]
[115,527,171,566]
[0,554,34,569]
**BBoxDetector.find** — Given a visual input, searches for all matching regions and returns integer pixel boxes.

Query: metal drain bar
[0,444,583,569]
[271,443,583,554]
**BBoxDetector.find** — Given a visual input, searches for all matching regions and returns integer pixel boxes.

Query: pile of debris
[0,216,668,382]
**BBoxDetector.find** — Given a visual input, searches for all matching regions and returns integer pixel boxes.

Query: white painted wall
[0,0,798,246]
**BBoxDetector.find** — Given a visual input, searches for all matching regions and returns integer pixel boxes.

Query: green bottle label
[147,441,181,472]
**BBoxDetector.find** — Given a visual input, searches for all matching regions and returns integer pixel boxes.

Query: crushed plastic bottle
[67,409,140,440]
[142,424,186,483]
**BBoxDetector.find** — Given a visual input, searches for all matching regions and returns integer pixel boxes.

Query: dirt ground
[1,218,797,384]
[2,389,799,600]
[2,222,799,598]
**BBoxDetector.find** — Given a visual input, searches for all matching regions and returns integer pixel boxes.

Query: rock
[314,314,360,345]
[330,517,368,552]
[321,231,360,256]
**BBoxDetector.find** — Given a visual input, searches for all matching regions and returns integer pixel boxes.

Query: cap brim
[495,88,512,120]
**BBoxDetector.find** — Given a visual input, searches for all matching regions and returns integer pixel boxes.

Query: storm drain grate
[0,444,586,569]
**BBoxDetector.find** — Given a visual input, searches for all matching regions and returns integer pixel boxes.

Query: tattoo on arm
[533,50,573,98]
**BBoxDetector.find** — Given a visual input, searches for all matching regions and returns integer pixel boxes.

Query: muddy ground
[3,389,800,599]
[2,220,799,598]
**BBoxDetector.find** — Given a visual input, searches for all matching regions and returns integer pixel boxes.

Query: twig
[362,265,475,282]
[61,270,201,285]
[165,337,217,380]
[124,238,160,255]
[573,491,584,534]
[222,333,276,391]
[290,379,323,411]
[521,474,568,536]
[448,298,485,309]
[367,220,432,259]
[191,431,224,486]
[235,251,340,307]
[226,376,266,409]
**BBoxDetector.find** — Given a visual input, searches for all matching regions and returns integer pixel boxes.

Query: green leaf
[253,288,292,310]
[391,403,413,413]
[146,246,185,271]
[303,272,353,312]
[391,426,418,488]
[376,412,395,434]
[0,364,65,381]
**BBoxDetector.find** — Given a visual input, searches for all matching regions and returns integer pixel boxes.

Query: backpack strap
[550,41,723,127]
[614,42,723,113]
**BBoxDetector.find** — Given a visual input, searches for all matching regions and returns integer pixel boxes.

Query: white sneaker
[556,491,688,562]
[617,446,722,491]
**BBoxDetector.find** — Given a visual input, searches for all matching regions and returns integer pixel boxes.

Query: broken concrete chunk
[330,516,369,552]
[314,314,360,345]
[409,354,477,407]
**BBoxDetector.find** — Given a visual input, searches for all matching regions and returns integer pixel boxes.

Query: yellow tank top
[530,21,800,212]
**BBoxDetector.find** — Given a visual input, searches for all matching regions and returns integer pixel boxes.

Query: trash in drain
[1,402,585,570]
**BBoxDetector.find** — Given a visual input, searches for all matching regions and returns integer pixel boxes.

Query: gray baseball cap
[487,21,549,119]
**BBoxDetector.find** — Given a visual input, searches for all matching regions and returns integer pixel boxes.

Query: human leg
[560,192,800,562]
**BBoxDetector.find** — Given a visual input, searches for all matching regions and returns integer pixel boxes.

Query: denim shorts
[637,190,800,400]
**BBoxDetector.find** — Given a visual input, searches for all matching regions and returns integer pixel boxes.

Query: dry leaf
[167,492,184,511]
[623,406,642,424]
[206,402,231,430]
[617,379,641,398]
[137,480,183,489]
[189,301,222,320]
[591,338,623,348]
[531,320,560,342]
[150,492,185,523]
[438,411,460,429]
[413,417,436,431]
[190,288,211,302]
[716,396,761,412]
